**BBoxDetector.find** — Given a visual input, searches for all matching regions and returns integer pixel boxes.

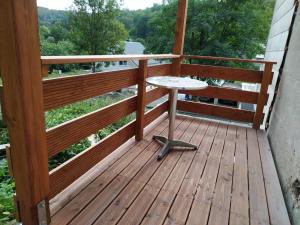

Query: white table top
[146,76,208,90]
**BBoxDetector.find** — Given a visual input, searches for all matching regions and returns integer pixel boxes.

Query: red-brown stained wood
[146,88,169,104]
[177,100,255,122]
[148,64,172,77]
[49,121,136,198]
[181,64,264,83]
[253,62,274,129]
[136,60,148,141]
[43,68,139,111]
[144,101,169,126]
[0,86,7,125]
[179,86,260,104]
[0,1,50,224]
[41,54,180,65]
[46,96,138,157]
[183,55,277,64]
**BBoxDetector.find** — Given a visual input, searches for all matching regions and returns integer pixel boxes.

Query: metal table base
[153,89,198,160]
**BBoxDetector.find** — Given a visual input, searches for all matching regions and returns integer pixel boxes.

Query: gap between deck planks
[50,116,290,225]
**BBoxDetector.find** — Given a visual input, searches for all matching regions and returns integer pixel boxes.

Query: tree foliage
[69,0,128,55]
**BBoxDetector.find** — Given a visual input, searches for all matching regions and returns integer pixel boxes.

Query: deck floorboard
[50,115,290,225]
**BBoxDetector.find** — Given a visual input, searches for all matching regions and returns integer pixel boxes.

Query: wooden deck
[50,115,290,225]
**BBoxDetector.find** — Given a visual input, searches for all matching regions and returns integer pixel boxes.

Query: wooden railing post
[253,62,274,129]
[0,86,7,126]
[0,1,50,224]
[136,60,148,141]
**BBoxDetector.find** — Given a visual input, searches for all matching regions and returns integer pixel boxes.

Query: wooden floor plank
[140,120,202,225]
[51,117,291,225]
[247,128,270,225]
[186,124,228,225]
[207,125,237,225]
[163,121,216,225]
[230,127,249,225]
[114,119,195,225]
[257,130,291,225]
[51,118,173,225]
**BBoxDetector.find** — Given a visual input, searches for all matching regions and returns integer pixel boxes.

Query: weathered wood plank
[247,129,270,225]
[181,64,264,83]
[207,126,236,225]
[148,64,172,77]
[177,100,255,123]
[257,130,291,225]
[230,127,249,225]
[186,124,227,225]
[69,119,191,225]
[180,86,260,104]
[115,120,193,225]
[51,118,173,225]
[164,122,217,225]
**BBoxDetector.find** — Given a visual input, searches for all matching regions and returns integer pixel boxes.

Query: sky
[37,0,163,11]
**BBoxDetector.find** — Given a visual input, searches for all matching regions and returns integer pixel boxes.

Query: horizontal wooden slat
[179,86,260,104]
[145,101,169,126]
[41,54,180,65]
[148,64,172,77]
[46,96,137,158]
[177,100,254,122]
[49,121,136,198]
[183,55,276,64]
[43,68,138,111]
[47,88,168,157]
[49,102,168,198]
[181,64,264,83]
[146,88,169,104]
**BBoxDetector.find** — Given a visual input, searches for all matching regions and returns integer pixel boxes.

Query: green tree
[69,0,128,71]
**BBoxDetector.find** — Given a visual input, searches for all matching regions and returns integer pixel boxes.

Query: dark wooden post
[172,0,188,75]
[136,60,148,141]
[0,1,50,224]
[253,62,274,129]
[0,86,7,126]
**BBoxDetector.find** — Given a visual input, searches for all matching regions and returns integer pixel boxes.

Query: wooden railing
[177,55,275,128]
[0,53,275,222]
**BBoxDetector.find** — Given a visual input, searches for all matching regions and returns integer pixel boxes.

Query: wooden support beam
[253,63,274,129]
[136,60,148,141]
[0,86,7,126]
[0,1,50,224]
[173,0,188,55]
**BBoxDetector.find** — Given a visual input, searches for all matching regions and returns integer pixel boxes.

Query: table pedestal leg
[153,89,198,160]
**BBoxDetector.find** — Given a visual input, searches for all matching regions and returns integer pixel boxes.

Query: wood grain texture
[0,86,7,125]
[49,101,168,197]
[46,96,137,157]
[49,117,290,225]
[253,63,274,129]
[257,130,291,225]
[41,54,180,65]
[43,68,138,111]
[173,0,188,55]
[47,89,168,158]
[181,64,264,83]
[0,1,50,224]
[136,60,147,141]
[49,121,136,198]
[179,86,261,104]
[177,100,255,122]
[183,55,276,64]
[148,64,172,77]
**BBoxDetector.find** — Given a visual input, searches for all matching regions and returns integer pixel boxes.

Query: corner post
[136,60,148,141]
[0,1,50,224]
[253,62,274,129]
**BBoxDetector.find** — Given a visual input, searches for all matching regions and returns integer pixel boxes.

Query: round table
[146,76,208,160]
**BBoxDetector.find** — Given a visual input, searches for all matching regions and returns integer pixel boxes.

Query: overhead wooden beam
[173,0,189,55]
[0,1,50,224]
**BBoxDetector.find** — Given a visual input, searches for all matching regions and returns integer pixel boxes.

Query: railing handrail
[183,55,277,64]
[41,54,180,65]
